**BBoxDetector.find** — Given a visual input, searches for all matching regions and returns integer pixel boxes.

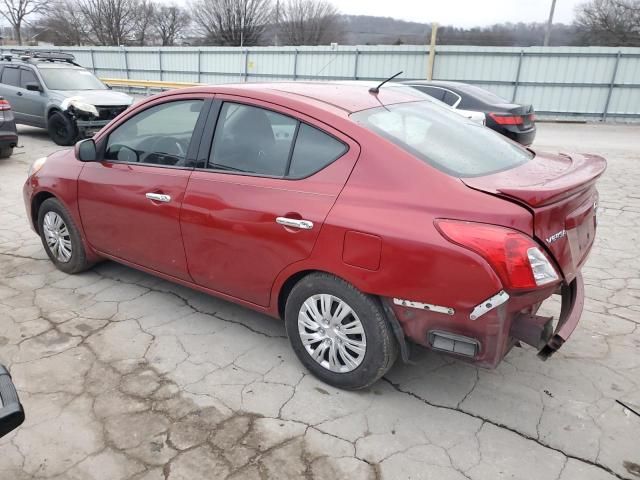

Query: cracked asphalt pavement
[1,123,639,480]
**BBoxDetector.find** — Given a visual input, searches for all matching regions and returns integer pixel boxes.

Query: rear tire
[47,111,78,146]
[285,273,398,390]
[38,198,90,274]
[0,147,13,158]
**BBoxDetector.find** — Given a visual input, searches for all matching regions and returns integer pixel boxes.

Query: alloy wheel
[297,294,367,373]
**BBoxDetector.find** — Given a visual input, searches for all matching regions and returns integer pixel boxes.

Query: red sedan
[23,83,606,390]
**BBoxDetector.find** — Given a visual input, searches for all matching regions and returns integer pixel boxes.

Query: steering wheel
[145,137,186,165]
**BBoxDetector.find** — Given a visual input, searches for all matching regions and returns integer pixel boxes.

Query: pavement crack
[0,251,48,261]
[382,377,630,480]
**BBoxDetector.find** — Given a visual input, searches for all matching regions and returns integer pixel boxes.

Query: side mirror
[25,82,42,92]
[75,138,97,162]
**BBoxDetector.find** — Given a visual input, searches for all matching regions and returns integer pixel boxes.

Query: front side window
[105,100,203,167]
[351,101,533,178]
[20,69,39,89]
[1,68,20,87]
[38,67,107,91]
[209,102,348,178]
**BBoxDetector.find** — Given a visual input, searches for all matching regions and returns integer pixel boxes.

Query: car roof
[0,59,84,70]
[402,80,472,90]
[402,80,511,104]
[174,82,426,115]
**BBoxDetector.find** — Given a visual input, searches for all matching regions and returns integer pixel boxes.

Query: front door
[78,97,208,280]
[17,68,46,127]
[180,98,360,306]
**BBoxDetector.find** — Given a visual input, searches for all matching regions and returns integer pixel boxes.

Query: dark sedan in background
[0,96,18,158]
[402,80,537,146]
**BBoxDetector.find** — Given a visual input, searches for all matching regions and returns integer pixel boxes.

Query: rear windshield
[351,101,533,177]
[38,68,107,91]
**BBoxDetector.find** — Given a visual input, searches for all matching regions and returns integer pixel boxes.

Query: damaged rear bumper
[386,272,585,368]
[537,273,584,359]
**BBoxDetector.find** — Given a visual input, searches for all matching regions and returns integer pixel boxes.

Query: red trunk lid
[462,151,607,282]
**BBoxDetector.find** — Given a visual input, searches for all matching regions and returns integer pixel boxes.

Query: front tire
[47,111,78,146]
[38,198,90,274]
[285,273,398,390]
[0,147,13,158]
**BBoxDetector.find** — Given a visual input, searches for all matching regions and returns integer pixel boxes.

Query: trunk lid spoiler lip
[461,151,607,207]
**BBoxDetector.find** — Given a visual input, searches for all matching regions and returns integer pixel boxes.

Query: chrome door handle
[276,217,314,230]
[145,193,171,203]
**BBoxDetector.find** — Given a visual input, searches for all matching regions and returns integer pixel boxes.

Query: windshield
[38,68,107,91]
[351,101,533,177]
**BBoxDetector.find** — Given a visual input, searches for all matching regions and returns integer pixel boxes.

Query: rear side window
[415,86,445,102]
[210,103,297,176]
[289,124,347,178]
[209,102,347,178]
[351,101,532,178]
[442,90,461,107]
[1,68,20,87]
[20,69,39,88]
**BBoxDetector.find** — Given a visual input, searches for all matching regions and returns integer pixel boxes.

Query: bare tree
[191,0,272,46]
[575,0,640,46]
[36,0,91,45]
[278,0,342,45]
[76,0,140,45]
[133,0,155,45]
[0,0,46,44]
[152,5,191,46]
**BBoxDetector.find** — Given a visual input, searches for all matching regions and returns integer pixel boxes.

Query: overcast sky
[337,0,583,27]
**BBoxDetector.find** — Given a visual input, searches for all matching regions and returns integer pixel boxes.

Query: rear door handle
[16,91,23,96]
[276,217,314,230]
[145,193,171,203]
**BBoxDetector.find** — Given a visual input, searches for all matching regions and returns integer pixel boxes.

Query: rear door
[78,95,210,280]
[180,97,360,306]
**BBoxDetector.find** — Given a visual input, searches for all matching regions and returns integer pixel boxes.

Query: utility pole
[544,0,557,47]
[427,23,438,80]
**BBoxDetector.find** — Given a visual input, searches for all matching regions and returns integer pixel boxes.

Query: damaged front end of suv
[60,96,130,140]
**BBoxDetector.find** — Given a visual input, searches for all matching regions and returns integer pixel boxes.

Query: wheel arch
[277,269,323,320]
[275,268,410,362]
[31,190,57,235]
[46,105,63,120]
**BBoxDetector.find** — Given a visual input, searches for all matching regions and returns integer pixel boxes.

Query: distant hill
[336,15,582,47]
[341,15,431,45]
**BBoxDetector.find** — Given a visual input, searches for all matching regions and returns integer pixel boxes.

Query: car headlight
[61,97,99,117]
[29,156,47,177]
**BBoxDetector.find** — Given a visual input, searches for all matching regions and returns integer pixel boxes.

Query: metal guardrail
[102,78,201,90]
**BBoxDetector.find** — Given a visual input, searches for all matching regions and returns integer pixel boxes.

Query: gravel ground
[0,122,638,480]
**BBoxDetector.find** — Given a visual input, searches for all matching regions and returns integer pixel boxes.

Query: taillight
[434,220,559,290]
[0,99,10,111]
[488,112,523,125]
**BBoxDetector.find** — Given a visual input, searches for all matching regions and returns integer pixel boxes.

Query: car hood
[53,90,133,106]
